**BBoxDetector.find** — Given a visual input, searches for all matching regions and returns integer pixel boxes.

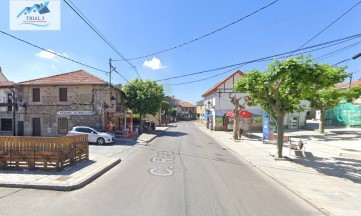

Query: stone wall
[15,85,122,137]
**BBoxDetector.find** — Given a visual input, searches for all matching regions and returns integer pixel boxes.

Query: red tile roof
[202,70,245,97]
[18,70,107,86]
[180,102,196,108]
[335,80,361,88]
[0,81,15,87]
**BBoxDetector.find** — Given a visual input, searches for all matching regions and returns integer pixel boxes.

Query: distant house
[178,102,196,120]
[164,95,181,108]
[10,70,126,137]
[335,80,361,105]
[196,100,205,119]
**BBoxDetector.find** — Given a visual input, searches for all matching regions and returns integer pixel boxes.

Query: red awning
[224,110,252,118]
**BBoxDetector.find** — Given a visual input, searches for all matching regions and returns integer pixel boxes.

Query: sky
[1,0,361,105]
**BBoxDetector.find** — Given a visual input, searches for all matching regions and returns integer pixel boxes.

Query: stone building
[13,70,125,137]
[0,67,16,136]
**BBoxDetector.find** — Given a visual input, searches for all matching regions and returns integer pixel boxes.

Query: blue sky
[1,0,361,104]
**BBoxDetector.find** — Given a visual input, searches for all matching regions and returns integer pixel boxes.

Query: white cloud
[36,50,69,60]
[36,49,57,59]
[143,57,166,70]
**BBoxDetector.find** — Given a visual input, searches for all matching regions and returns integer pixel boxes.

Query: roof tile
[18,70,107,85]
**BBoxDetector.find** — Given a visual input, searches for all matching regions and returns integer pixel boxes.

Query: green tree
[124,79,165,124]
[308,86,361,133]
[171,108,177,121]
[236,56,348,158]
[161,101,170,121]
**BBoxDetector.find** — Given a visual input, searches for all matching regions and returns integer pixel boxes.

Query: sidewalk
[0,127,168,191]
[197,121,361,216]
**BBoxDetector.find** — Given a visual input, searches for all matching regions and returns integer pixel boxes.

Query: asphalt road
[0,121,322,216]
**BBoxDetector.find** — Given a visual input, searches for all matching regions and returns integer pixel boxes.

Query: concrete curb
[0,158,122,191]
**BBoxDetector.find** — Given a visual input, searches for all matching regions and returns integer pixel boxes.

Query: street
[0,121,321,216]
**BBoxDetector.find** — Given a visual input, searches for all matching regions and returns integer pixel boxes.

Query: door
[32,118,41,136]
[17,121,24,136]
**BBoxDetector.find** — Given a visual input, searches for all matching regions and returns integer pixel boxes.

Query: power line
[0,30,132,84]
[155,33,361,82]
[162,66,244,86]
[63,0,141,79]
[0,30,108,74]
[315,41,361,61]
[111,65,130,83]
[126,0,280,61]
[292,0,361,54]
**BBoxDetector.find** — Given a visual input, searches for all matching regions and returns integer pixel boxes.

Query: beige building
[178,102,196,120]
[0,70,126,137]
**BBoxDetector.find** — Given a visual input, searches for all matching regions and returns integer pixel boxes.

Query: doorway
[32,118,41,136]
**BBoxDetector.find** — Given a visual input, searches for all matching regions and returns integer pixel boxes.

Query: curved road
[0,121,321,216]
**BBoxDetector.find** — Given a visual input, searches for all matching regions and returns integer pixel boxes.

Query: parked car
[67,126,115,145]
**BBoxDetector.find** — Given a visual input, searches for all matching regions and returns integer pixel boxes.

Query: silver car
[67,126,115,145]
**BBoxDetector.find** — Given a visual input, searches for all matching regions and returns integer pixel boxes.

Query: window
[7,93,12,111]
[59,88,67,102]
[33,88,40,102]
[1,119,12,131]
[58,118,68,134]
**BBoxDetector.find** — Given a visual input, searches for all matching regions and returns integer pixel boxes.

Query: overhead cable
[63,0,141,79]
[0,30,108,74]
[156,33,361,82]
[291,0,361,55]
[126,0,280,60]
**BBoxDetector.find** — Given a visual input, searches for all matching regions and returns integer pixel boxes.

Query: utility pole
[349,52,361,88]
[109,58,112,87]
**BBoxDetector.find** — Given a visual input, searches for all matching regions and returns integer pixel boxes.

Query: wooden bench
[289,139,306,156]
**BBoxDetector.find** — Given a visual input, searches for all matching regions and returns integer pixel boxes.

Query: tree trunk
[233,108,240,140]
[319,108,326,134]
[275,112,285,158]
[139,113,143,134]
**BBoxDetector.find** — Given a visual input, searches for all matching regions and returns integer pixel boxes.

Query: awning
[224,110,252,118]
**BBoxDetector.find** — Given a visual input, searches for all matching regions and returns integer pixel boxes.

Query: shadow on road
[158,131,188,137]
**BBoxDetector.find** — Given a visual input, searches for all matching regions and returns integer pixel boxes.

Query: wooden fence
[0,135,88,171]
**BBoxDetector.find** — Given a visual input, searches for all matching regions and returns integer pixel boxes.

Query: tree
[171,108,177,122]
[308,86,361,133]
[123,79,165,124]
[161,101,170,122]
[229,94,249,140]
[235,56,348,158]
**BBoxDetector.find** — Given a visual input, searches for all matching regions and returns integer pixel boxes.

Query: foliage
[123,79,165,121]
[235,56,348,158]
[307,86,361,133]
[161,101,170,110]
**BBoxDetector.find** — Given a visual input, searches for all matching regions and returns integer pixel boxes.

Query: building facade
[202,70,309,131]
[0,70,126,137]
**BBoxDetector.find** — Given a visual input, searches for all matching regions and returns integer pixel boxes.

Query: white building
[201,70,310,131]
